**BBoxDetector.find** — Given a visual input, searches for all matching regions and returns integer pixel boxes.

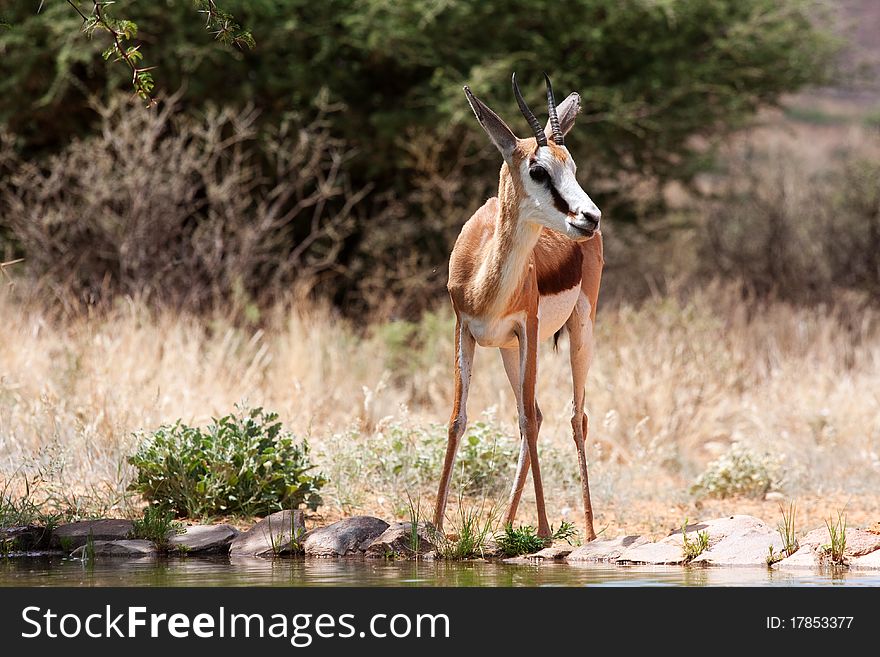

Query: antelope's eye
[529,166,549,184]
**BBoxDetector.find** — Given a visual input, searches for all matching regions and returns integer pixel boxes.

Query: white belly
[463,313,524,349]
[537,285,581,341]
[461,285,581,349]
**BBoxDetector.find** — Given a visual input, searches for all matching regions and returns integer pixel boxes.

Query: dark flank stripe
[535,238,582,296]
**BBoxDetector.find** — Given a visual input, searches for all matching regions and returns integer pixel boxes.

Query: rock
[70,539,157,558]
[303,516,389,557]
[797,526,880,557]
[1,525,53,552]
[764,492,786,502]
[618,540,687,565]
[671,515,770,541]
[168,524,239,554]
[364,522,436,558]
[773,545,821,570]
[479,537,502,559]
[693,522,783,567]
[692,529,782,566]
[52,519,134,550]
[229,510,306,558]
[618,515,775,566]
[531,545,574,560]
[567,535,647,562]
[774,526,880,569]
[503,544,574,564]
[849,550,880,570]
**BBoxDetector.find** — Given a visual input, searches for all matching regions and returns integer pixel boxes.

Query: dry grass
[2,281,879,537]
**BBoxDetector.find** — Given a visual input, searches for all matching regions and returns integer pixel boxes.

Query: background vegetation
[128,406,325,518]
[2,1,880,536]
[0,0,855,313]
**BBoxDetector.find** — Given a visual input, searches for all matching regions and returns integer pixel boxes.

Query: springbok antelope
[432,73,603,541]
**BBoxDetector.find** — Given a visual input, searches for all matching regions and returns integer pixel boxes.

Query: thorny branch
[60,1,254,104]
[0,258,24,287]
[196,0,256,49]
[90,1,156,105]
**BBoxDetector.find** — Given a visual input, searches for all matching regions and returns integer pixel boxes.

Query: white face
[517,145,601,241]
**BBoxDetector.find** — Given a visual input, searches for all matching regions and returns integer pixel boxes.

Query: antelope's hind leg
[433,317,476,531]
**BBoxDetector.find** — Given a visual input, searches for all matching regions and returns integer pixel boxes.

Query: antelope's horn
[512,72,547,147]
[544,72,563,146]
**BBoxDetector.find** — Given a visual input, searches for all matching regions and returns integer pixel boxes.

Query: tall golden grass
[3,281,879,536]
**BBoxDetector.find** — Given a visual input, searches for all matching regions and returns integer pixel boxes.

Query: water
[2,556,879,586]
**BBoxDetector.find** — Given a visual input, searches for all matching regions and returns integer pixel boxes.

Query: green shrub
[1,476,44,530]
[863,107,880,131]
[1,469,67,531]
[128,406,326,518]
[494,521,579,557]
[436,496,498,560]
[680,518,711,561]
[130,505,185,550]
[455,420,519,495]
[495,524,546,557]
[690,442,779,499]
[376,415,518,496]
[822,511,847,566]
[322,412,566,514]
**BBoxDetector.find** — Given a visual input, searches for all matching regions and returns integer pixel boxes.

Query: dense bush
[690,442,780,499]
[130,506,185,549]
[0,97,362,311]
[373,418,518,497]
[494,522,579,557]
[128,406,326,518]
[700,136,880,302]
[323,414,520,511]
[0,0,837,313]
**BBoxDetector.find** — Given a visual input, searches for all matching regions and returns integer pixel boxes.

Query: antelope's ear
[543,92,580,141]
[464,86,517,161]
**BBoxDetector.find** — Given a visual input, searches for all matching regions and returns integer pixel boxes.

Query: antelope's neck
[474,173,541,316]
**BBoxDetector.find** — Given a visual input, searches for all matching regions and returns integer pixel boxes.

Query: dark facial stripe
[548,181,571,215]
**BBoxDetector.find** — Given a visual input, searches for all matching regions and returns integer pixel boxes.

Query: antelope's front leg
[500,347,543,525]
[517,316,551,538]
[566,297,597,541]
[433,317,476,531]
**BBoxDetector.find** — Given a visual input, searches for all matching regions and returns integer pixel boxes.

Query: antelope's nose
[581,209,600,229]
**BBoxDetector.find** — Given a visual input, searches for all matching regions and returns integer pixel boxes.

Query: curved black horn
[512,72,547,147]
[544,72,563,146]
